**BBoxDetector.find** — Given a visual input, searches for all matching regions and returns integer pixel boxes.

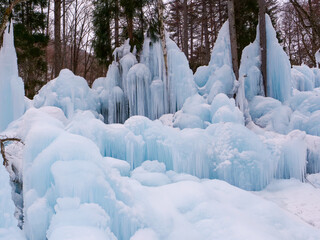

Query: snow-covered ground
[256,174,320,229]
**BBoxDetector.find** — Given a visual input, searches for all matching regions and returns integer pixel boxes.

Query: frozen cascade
[238,24,264,101]
[0,23,25,132]
[126,64,152,117]
[92,35,196,123]
[238,15,292,103]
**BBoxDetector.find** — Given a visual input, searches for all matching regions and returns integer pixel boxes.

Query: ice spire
[0,22,25,132]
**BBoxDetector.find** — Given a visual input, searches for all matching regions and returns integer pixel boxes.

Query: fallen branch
[0,137,23,167]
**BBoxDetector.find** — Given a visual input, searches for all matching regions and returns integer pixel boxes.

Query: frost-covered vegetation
[1,13,320,240]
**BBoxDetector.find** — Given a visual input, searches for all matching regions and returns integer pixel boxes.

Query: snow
[0,23,25,132]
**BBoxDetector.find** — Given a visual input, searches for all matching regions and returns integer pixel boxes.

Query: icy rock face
[33,69,99,119]
[0,156,25,239]
[0,23,25,132]
[194,21,236,102]
[266,15,292,102]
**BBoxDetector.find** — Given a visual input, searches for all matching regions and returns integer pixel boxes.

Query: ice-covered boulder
[0,23,25,132]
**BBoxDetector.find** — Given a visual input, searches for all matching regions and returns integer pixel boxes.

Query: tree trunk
[62,0,66,68]
[54,0,62,77]
[183,0,188,59]
[128,17,133,45]
[259,0,267,96]
[227,0,239,80]
[73,0,78,74]
[115,0,119,47]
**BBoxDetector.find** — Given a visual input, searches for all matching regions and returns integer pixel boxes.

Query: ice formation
[266,15,292,102]
[194,21,236,103]
[92,35,196,124]
[238,15,292,103]
[0,23,25,132]
[33,69,99,119]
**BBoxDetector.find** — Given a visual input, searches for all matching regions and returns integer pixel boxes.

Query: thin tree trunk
[73,0,78,74]
[63,0,66,68]
[157,0,169,109]
[46,0,50,82]
[259,0,267,96]
[183,0,188,59]
[227,0,239,80]
[54,0,62,77]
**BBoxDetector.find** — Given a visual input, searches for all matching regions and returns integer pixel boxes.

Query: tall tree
[93,0,113,67]
[54,0,62,77]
